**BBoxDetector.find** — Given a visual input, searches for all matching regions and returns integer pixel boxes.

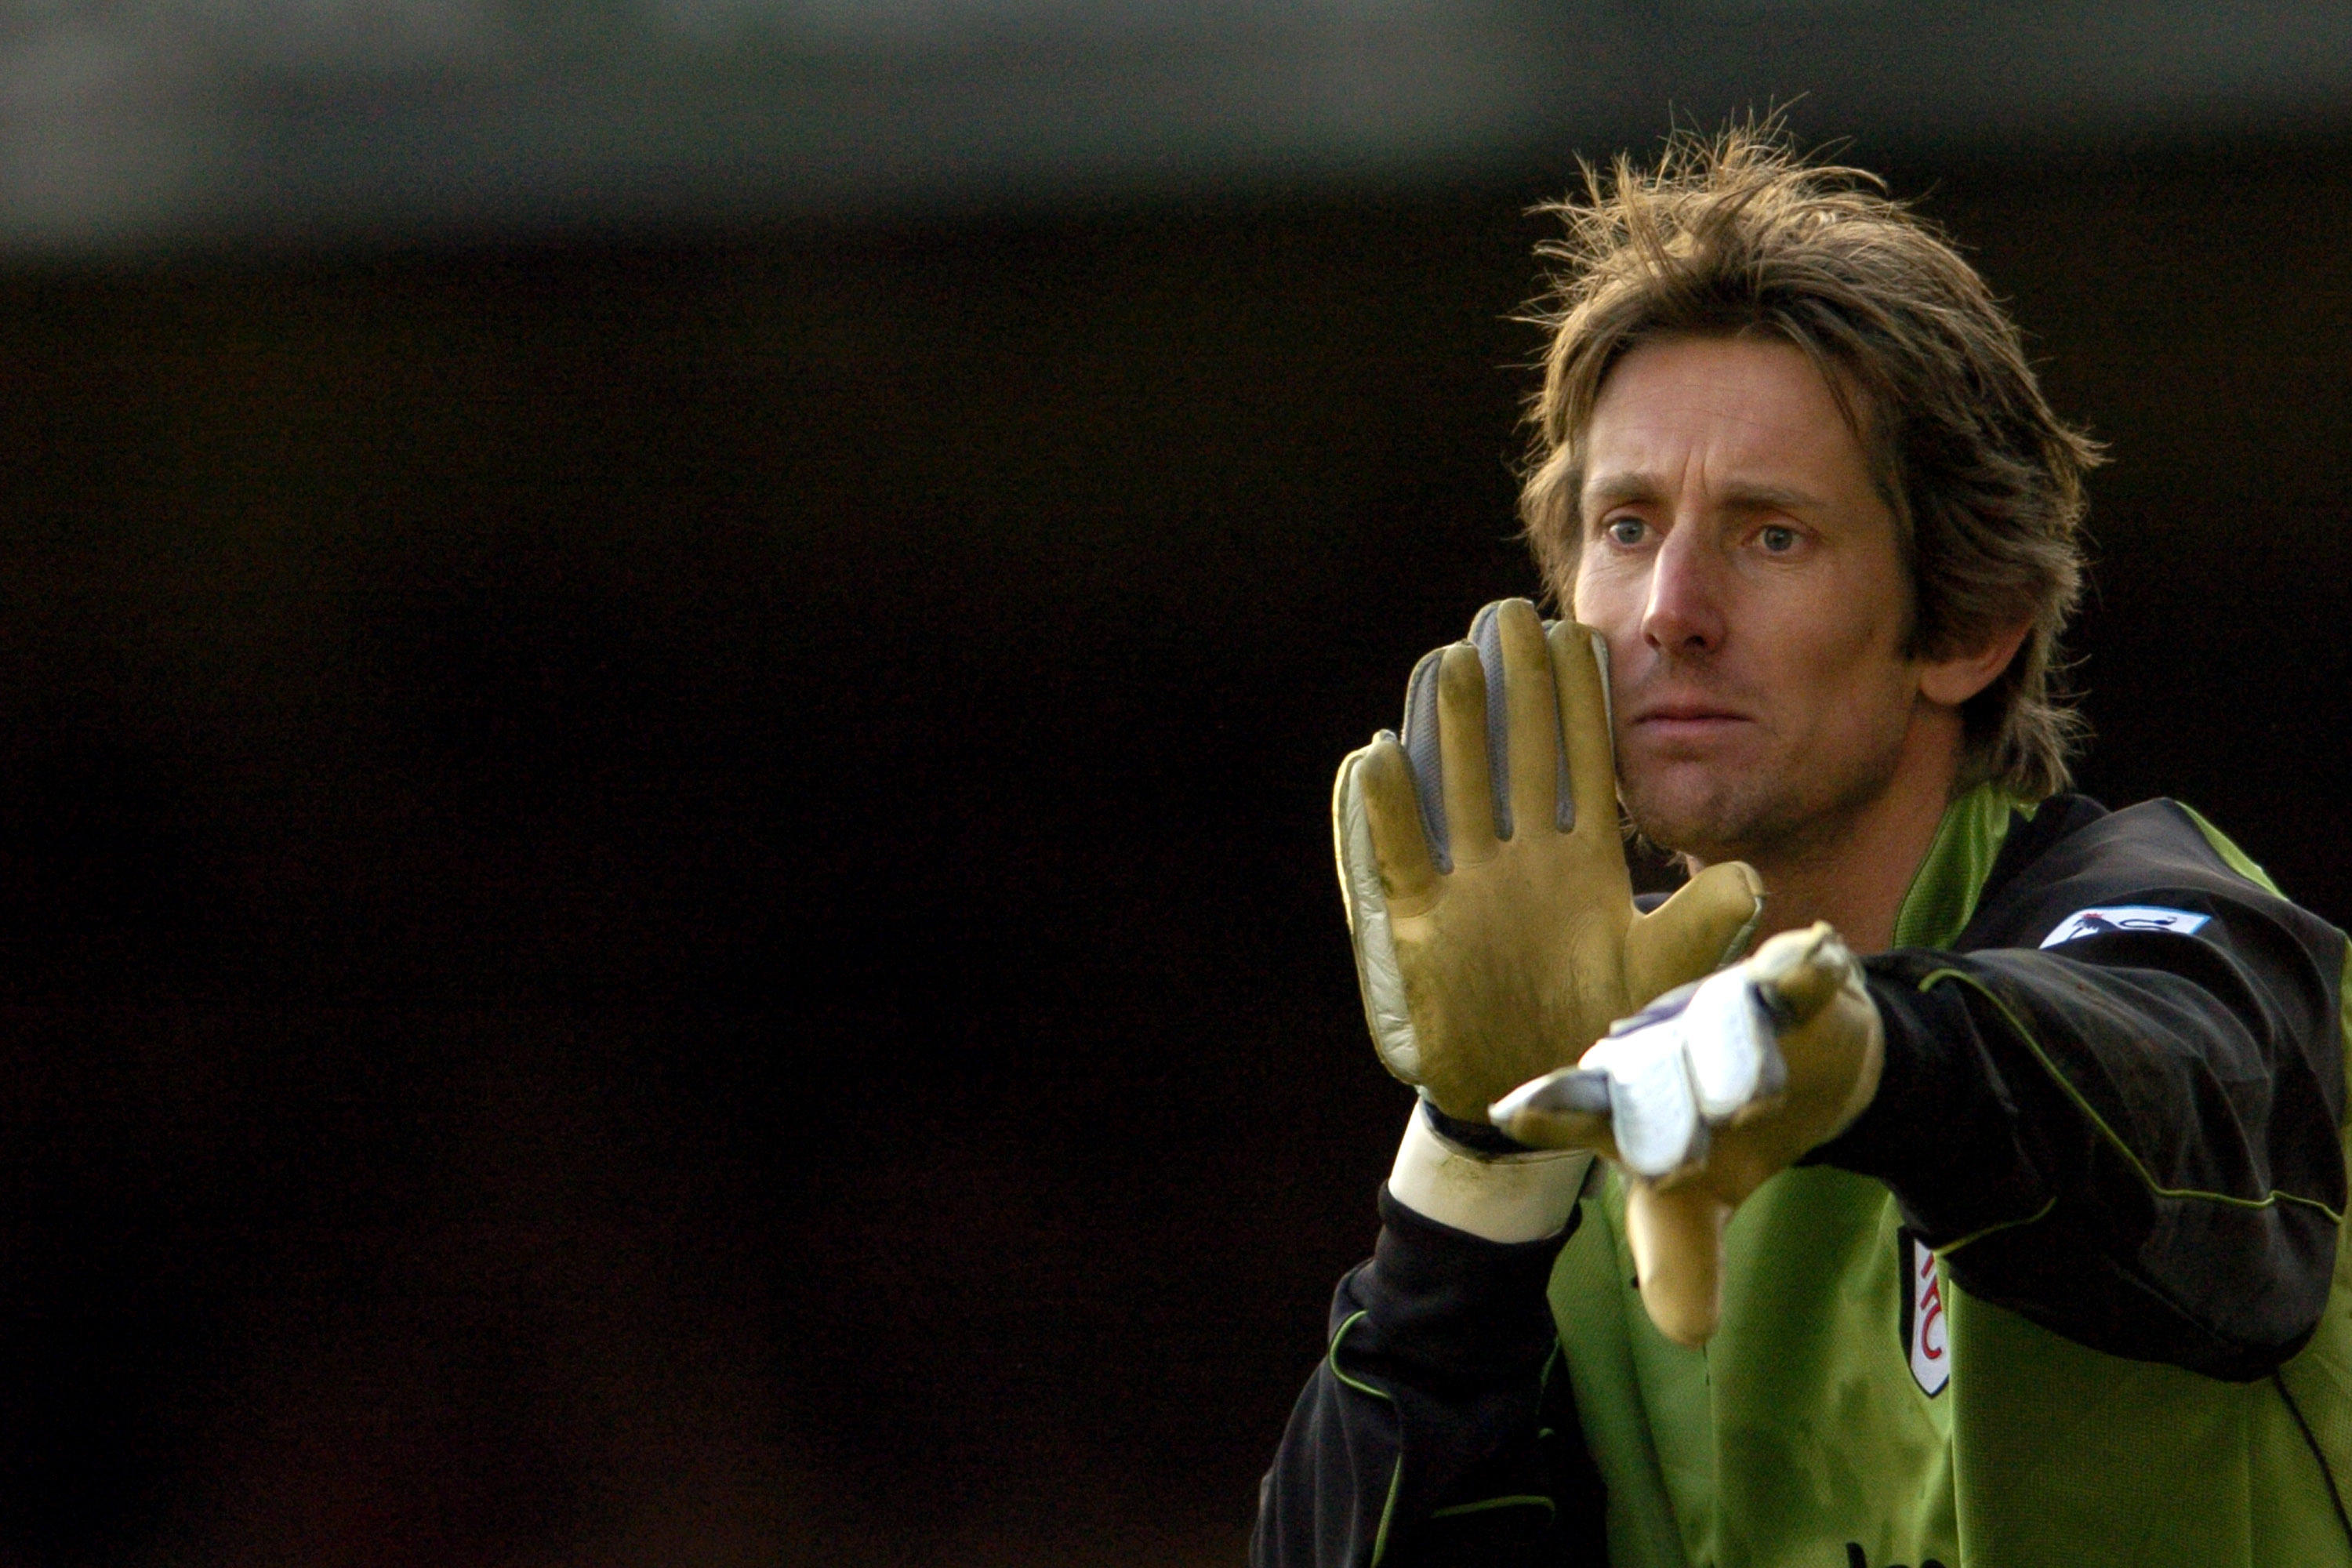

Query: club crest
[1898,1232,1949,1397]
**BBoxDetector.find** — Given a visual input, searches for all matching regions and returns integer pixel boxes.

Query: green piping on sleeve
[1935,1196,2059,1257]
[1327,1310,1393,1403]
[1327,1309,1405,1566]
[1429,1494,1559,1522]
[1919,967,2347,1224]
[1371,1458,1403,1567]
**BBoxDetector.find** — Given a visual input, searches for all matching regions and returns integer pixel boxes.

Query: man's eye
[1605,517,1646,546]
[1759,525,1798,554]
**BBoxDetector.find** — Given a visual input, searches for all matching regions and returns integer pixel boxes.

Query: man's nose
[1639,523,1725,654]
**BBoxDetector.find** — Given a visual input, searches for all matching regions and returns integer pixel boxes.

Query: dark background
[5,118,2352,1565]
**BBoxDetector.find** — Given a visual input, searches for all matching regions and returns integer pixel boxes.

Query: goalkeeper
[1254,127,2352,1568]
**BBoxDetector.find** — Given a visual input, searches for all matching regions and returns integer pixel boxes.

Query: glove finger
[1398,648,1453,873]
[1436,642,1500,863]
[1750,921,1853,1025]
[1334,745,1422,1083]
[1351,735,1443,913]
[1489,1067,1617,1156]
[1624,859,1764,1007]
[1624,1182,1732,1347]
[1484,599,1567,842]
[1546,619,1616,840]
[1467,603,1515,840]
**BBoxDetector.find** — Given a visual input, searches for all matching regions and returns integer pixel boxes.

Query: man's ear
[1918,620,2032,708]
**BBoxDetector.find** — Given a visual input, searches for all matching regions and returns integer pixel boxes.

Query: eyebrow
[1581,473,1831,518]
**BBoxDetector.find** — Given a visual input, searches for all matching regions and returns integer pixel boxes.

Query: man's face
[1570,333,1929,866]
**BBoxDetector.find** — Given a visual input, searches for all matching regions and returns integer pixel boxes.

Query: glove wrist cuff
[1421,1100,1540,1156]
[1387,1100,1592,1243]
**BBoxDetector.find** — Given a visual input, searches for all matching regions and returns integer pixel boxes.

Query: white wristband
[1385,1103,1593,1243]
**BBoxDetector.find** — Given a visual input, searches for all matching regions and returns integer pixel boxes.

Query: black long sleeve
[1820,797,2350,1377]
[1250,1189,1606,1568]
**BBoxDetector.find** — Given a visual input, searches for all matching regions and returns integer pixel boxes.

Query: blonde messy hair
[1518,122,2103,801]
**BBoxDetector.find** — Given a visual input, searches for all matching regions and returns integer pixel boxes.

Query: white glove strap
[1386,1104,1592,1243]
[1575,964,1779,1178]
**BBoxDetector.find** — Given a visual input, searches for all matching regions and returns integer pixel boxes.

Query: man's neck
[1687,710,1965,955]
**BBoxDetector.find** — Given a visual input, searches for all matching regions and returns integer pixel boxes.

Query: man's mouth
[1627,701,1753,743]
[1636,703,1747,721]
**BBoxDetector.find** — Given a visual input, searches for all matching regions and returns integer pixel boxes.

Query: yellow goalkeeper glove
[1332,597,1764,1125]
[1492,922,1886,1345]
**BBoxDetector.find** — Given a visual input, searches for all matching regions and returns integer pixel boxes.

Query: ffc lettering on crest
[2039,905,2210,949]
[1896,1232,1948,1397]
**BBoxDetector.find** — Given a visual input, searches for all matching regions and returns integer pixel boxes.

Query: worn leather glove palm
[1493,922,1886,1345]
[1332,598,1765,1124]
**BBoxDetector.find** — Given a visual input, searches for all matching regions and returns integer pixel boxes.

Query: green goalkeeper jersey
[1550,786,2352,1568]
[1258,786,2352,1568]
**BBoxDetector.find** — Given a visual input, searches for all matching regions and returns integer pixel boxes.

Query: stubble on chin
[1618,734,1908,875]
[1617,768,1787,869]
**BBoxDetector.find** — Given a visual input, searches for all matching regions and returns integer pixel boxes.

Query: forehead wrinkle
[1579,470,1831,519]
[1582,471,1658,509]
[1582,339,1864,508]
[1715,481,1832,514]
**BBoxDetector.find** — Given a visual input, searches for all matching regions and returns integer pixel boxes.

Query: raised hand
[1332,598,1764,1124]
